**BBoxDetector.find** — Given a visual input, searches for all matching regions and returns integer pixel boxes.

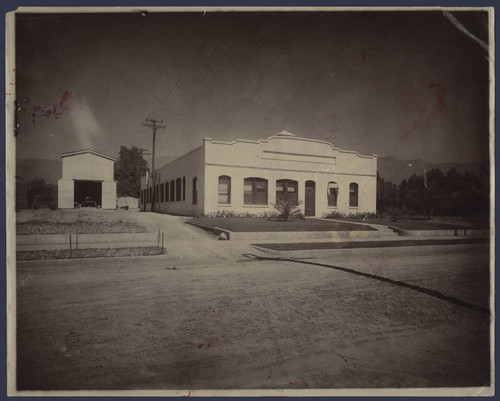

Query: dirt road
[15,242,490,392]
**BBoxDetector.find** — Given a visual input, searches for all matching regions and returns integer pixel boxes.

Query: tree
[114,146,148,198]
[376,173,400,213]
[27,178,57,208]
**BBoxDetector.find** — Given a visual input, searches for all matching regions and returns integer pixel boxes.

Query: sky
[14,9,491,164]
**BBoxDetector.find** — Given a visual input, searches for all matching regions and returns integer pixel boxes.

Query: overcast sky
[14,9,490,164]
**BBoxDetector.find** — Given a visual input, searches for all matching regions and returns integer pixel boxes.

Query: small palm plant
[273,199,304,222]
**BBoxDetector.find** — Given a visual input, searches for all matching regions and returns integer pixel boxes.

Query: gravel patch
[17,221,148,235]
[17,246,166,261]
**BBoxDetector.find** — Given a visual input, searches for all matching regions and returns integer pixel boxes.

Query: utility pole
[139,148,151,212]
[142,118,165,212]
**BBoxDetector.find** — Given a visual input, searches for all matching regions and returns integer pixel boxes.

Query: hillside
[377,156,483,184]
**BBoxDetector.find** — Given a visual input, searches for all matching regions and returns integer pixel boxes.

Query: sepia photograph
[7,6,494,396]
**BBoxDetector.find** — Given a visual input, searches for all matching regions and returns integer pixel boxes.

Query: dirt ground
[15,242,491,392]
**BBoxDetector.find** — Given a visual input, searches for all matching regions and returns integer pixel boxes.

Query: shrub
[322,211,347,219]
[323,211,377,220]
[384,206,404,222]
[49,202,57,211]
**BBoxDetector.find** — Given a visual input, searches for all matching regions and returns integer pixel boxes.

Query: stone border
[191,224,382,240]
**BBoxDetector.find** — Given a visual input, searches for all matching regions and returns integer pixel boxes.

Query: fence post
[162,232,164,253]
[157,229,160,247]
[70,234,72,258]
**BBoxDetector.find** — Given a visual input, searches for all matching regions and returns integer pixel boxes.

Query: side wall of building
[58,179,74,209]
[140,145,205,216]
[102,181,117,209]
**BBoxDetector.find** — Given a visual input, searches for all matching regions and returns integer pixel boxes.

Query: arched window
[218,176,231,204]
[276,179,298,204]
[176,178,182,201]
[192,177,198,205]
[170,180,175,202]
[327,182,338,207]
[244,178,268,205]
[349,183,358,207]
[182,176,186,201]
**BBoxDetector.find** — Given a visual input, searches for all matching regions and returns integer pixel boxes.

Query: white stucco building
[140,131,377,217]
[58,149,117,209]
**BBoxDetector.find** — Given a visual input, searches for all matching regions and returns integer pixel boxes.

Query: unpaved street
[15,243,490,391]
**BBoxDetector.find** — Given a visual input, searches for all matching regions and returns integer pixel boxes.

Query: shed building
[58,149,117,209]
[140,131,377,217]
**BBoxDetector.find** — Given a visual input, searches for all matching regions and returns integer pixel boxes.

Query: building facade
[140,131,377,217]
[58,149,117,209]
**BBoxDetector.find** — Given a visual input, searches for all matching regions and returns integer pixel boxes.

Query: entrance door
[305,180,315,216]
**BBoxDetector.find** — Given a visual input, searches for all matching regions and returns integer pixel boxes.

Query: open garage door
[74,180,102,207]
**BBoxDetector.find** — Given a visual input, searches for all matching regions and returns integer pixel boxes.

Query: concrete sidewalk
[16,232,489,251]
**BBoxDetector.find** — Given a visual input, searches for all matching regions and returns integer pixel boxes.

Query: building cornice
[204,132,378,159]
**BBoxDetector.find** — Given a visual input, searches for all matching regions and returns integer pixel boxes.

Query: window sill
[327,206,338,209]
[217,204,232,207]
[242,204,269,208]
[349,207,359,209]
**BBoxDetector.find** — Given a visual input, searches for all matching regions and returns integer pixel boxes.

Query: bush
[323,211,377,220]
[384,206,404,222]
[49,202,57,211]
[200,210,281,218]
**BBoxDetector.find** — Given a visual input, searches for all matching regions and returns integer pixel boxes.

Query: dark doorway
[305,180,315,216]
[74,180,102,207]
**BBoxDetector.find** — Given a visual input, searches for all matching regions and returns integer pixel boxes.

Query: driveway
[133,212,263,265]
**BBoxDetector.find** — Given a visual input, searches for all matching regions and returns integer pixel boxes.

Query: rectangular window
[244,178,268,205]
[349,183,358,207]
[218,176,231,204]
[170,180,175,202]
[183,177,186,201]
[192,177,198,205]
[176,178,182,201]
[328,182,338,207]
[276,179,298,204]
[160,183,164,202]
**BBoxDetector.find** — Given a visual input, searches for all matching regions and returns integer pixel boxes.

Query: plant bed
[17,221,148,235]
[17,246,166,261]
[188,217,376,232]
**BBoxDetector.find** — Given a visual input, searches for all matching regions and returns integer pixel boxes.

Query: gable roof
[60,149,116,162]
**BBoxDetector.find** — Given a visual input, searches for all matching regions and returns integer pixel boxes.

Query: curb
[389,227,490,237]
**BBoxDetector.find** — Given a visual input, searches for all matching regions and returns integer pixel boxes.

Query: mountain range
[15,155,484,186]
